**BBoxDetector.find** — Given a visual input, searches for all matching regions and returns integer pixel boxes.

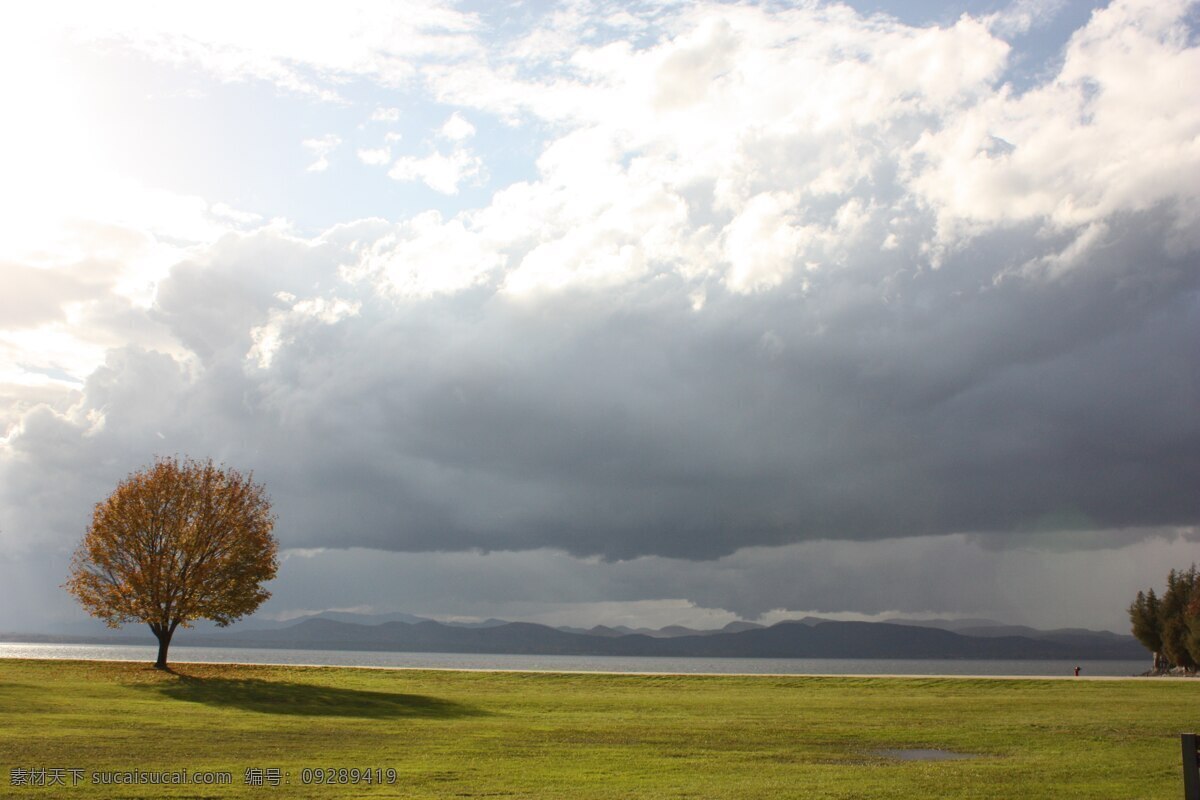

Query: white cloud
[439,112,476,141]
[722,193,808,294]
[416,4,1016,292]
[3,1,1197,407]
[48,0,483,100]
[24,0,1198,291]
[28,1,1198,296]
[354,210,505,298]
[210,203,264,226]
[388,147,482,194]
[906,0,1200,261]
[0,180,244,404]
[370,106,401,123]
[418,1,1197,293]
[357,146,392,166]
[494,129,695,294]
[303,134,342,172]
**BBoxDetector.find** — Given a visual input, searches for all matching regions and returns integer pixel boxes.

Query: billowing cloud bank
[1,1,1198,626]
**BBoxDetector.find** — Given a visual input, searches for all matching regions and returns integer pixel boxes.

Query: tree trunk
[150,622,175,670]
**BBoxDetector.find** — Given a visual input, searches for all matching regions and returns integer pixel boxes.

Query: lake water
[0,642,1149,677]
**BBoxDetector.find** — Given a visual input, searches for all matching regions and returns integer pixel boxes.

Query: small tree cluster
[1128,565,1200,673]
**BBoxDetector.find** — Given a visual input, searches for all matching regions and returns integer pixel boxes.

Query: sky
[0,0,1197,635]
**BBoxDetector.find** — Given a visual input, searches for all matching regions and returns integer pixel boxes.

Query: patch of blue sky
[462,0,677,53]
[65,0,1157,236]
[1184,3,1200,47]
[334,95,547,225]
[68,39,544,233]
[18,363,83,385]
[843,0,1028,27]
[1001,1,1112,92]
[67,44,341,229]
[840,0,1111,92]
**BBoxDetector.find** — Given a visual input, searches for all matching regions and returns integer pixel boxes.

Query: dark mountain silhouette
[720,621,765,634]
[883,617,1006,631]
[3,614,1144,660]
[180,617,1143,660]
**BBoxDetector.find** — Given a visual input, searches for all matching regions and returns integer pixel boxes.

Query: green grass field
[0,658,1195,798]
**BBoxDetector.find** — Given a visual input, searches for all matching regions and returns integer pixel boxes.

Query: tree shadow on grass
[137,676,484,720]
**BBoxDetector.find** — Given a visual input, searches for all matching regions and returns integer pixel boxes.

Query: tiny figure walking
[1073,666,1080,677]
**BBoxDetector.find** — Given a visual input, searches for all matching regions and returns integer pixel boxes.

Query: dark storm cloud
[4,203,1194,563]
[274,214,1199,558]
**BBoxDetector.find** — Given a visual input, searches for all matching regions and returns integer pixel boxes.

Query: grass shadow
[138,675,485,720]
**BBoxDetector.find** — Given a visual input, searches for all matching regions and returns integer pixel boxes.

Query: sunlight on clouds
[0,16,238,285]
[506,236,646,295]
[0,328,105,393]
[416,0,1196,294]
[908,0,1200,264]
[0,18,245,395]
[11,0,1194,306]
[247,296,362,369]
[0,17,102,265]
[421,3,1018,293]
[17,0,1192,301]
[652,18,739,112]
[497,158,694,295]
[0,183,242,391]
[1,0,1196,391]
[722,193,808,294]
[354,211,505,298]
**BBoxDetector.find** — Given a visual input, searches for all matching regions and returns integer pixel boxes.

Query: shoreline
[0,653,1177,681]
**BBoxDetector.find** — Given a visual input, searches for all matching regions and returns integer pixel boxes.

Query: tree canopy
[66,456,278,669]
[1128,565,1199,673]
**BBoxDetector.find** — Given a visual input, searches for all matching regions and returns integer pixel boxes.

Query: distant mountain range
[2,612,1147,660]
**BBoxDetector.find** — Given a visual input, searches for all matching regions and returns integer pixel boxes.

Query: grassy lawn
[0,658,1195,798]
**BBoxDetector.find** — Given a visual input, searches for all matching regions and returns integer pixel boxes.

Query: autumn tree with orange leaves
[66,457,278,669]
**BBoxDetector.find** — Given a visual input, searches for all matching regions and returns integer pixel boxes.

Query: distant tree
[1186,593,1200,670]
[1128,588,1165,672]
[1160,566,1199,672]
[66,457,278,669]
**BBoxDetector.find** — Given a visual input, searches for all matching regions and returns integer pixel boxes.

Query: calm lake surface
[0,642,1148,677]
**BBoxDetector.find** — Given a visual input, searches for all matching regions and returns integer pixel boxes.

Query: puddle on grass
[873,749,977,762]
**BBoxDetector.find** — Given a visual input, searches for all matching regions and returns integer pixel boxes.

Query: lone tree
[66,456,278,669]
